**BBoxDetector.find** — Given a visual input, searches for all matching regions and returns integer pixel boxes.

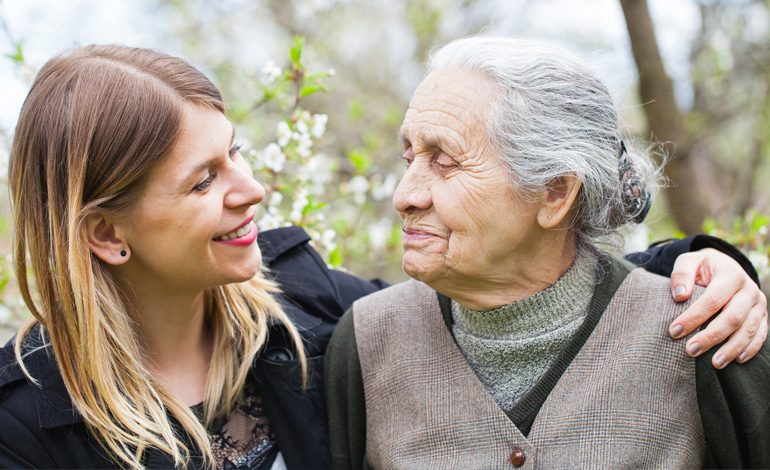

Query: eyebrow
[183,124,237,183]
[399,128,447,151]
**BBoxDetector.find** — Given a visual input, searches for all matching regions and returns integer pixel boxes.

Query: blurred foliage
[0,0,769,305]
[703,212,770,288]
[241,36,404,276]
[684,1,770,220]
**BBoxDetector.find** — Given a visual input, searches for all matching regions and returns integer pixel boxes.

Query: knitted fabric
[451,255,597,416]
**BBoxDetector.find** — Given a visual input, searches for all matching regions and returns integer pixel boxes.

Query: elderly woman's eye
[401,149,415,168]
[434,154,458,170]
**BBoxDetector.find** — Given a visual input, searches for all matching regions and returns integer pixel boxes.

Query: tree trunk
[620,0,709,234]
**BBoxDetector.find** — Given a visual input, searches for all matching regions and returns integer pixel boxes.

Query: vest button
[509,448,526,467]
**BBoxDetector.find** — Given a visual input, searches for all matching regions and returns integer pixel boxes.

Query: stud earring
[120,249,127,257]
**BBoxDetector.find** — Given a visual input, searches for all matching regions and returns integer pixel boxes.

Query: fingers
[668,273,744,339]
[705,302,762,368]
[737,307,768,364]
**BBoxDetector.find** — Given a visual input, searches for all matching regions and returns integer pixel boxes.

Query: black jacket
[0,227,384,469]
[0,227,757,468]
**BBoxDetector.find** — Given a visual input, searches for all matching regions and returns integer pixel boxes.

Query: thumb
[669,252,702,302]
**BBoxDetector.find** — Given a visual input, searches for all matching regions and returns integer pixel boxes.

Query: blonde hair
[9,44,307,468]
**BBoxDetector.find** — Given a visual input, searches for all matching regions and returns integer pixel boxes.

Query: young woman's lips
[214,221,258,246]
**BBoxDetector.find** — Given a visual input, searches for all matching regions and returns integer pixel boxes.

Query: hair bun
[618,141,653,223]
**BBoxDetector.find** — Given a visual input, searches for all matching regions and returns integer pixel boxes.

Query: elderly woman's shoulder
[351,279,432,308]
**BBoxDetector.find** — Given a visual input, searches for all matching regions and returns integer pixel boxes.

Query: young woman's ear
[84,212,131,265]
[536,175,582,229]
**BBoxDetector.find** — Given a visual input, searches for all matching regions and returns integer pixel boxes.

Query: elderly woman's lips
[402,228,438,241]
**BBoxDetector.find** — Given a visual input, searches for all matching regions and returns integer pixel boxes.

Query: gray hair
[428,37,662,254]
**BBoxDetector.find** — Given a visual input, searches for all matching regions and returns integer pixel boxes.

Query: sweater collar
[451,255,597,338]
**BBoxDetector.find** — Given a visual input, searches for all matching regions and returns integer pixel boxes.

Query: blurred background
[1,0,768,339]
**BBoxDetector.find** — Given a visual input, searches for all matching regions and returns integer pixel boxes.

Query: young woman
[0,44,764,469]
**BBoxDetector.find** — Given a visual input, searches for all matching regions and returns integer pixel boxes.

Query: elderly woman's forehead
[412,69,495,102]
[401,69,495,141]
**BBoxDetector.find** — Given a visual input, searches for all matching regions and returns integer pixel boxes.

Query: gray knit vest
[352,269,705,469]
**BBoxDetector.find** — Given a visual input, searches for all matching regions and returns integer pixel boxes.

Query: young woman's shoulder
[0,331,113,467]
[0,343,49,467]
[258,226,386,353]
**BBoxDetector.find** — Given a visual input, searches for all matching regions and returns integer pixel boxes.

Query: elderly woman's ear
[536,176,582,230]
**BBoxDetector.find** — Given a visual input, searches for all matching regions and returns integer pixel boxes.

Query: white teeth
[216,222,251,241]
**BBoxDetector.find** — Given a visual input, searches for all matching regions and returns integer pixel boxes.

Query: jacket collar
[0,326,83,428]
[258,226,311,266]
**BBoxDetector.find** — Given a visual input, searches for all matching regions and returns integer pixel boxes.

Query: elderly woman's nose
[393,169,432,214]
[224,166,265,208]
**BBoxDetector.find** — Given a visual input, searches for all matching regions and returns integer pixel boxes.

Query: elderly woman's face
[393,69,543,289]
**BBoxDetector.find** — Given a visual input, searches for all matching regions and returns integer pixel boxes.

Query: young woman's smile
[213,216,258,246]
[116,103,266,292]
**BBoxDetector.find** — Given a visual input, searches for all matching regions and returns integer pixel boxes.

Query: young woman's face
[118,103,265,293]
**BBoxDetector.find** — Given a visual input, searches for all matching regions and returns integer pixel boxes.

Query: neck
[434,231,577,311]
[115,275,212,405]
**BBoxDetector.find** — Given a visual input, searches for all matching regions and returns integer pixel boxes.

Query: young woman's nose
[224,161,265,209]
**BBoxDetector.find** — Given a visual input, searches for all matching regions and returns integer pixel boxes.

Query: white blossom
[371,174,397,201]
[296,119,309,136]
[759,225,768,236]
[311,114,328,138]
[261,60,282,85]
[277,121,292,147]
[348,175,369,205]
[290,189,309,223]
[367,218,392,251]
[259,209,286,230]
[268,191,284,208]
[262,143,286,172]
[297,134,313,158]
[320,228,337,252]
[327,68,336,77]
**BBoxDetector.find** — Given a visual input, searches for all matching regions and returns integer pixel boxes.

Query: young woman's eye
[193,172,216,192]
[229,142,243,159]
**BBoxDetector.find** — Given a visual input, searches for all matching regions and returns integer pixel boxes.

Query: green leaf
[290,36,304,67]
[348,99,364,121]
[327,245,343,268]
[6,43,24,64]
[751,213,769,233]
[299,83,327,98]
[227,104,251,122]
[702,217,718,235]
[348,149,371,174]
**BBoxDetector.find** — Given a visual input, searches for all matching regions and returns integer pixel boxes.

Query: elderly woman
[325,37,769,469]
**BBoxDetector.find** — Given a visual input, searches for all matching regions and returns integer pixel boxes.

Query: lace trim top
[201,380,283,470]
